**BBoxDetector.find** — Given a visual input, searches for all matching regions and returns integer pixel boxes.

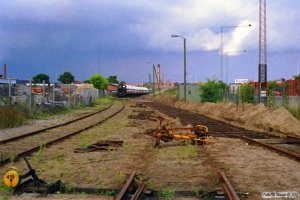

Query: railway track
[144,102,300,161]
[219,172,240,200]
[0,103,125,166]
[144,102,274,139]
[0,104,113,144]
[114,171,145,200]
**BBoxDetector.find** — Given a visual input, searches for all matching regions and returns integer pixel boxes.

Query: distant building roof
[0,78,17,84]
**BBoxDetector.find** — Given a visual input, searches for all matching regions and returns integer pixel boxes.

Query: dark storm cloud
[0,0,300,83]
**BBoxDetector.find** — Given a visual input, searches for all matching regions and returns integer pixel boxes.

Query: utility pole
[258,0,267,104]
[152,64,155,97]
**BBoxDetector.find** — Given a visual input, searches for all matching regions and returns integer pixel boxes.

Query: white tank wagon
[117,84,149,97]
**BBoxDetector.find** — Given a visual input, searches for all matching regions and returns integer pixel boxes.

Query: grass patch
[92,96,115,106]
[0,103,69,129]
[162,87,178,96]
[157,187,175,199]
[32,144,46,163]
[288,107,300,120]
[100,190,117,196]
[219,162,232,171]
[0,105,29,128]
[114,171,126,185]
[9,153,18,163]
[64,182,76,193]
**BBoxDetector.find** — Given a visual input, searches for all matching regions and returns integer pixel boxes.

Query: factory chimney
[3,64,7,79]
[156,64,161,84]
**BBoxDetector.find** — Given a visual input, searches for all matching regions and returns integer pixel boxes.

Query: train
[117,84,149,97]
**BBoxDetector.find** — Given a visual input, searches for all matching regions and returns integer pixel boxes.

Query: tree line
[31,72,122,91]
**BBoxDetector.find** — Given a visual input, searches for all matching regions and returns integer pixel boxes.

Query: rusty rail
[287,135,300,142]
[0,103,124,166]
[0,104,113,144]
[241,136,300,161]
[219,172,240,200]
[114,171,145,200]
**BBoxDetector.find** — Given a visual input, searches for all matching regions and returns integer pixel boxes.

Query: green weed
[0,179,13,193]
[101,190,117,196]
[0,105,28,128]
[33,144,46,162]
[157,187,175,199]
[219,162,232,171]
[9,153,18,163]
[64,182,76,193]
[92,97,115,106]
[79,138,89,148]
[114,171,126,185]
[288,107,300,120]
[249,187,257,194]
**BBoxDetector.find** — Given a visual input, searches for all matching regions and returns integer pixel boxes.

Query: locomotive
[117,84,149,97]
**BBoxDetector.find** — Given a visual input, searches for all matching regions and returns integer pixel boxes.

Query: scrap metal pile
[145,116,211,147]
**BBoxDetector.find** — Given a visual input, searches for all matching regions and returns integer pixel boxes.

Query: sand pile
[151,94,300,137]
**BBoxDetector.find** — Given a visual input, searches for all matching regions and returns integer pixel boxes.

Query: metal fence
[177,84,300,110]
[0,83,99,108]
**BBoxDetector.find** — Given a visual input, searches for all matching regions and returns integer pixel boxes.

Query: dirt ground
[147,94,300,137]
[0,98,299,200]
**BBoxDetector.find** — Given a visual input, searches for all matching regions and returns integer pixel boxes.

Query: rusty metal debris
[74,140,123,153]
[145,116,211,147]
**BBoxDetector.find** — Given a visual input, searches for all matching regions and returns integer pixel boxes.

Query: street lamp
[146,61,156,97]
[220,24,251,82]
[171,34,187,101]
[225,50,246,84]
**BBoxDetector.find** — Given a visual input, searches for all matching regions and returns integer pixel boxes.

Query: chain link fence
[0,83,100,108]
[177,84,300,110]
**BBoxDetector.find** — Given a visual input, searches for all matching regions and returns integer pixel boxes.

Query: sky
[0,0,300,84]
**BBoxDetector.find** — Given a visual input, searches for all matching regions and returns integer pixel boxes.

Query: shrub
[200,79,227,103]
[240,84,255,103]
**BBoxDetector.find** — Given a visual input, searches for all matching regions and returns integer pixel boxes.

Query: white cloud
[129,0,300,53]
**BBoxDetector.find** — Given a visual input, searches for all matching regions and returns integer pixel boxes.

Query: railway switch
[3,157,61,195]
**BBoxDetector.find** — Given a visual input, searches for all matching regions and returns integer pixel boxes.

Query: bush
[200,79,227,103]
[0,104,68,129]
[240,84,255,103]
[0,105,29,128]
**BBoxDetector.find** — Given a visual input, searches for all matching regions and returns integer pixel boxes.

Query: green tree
[294,74,300,95]
[200,79,228,103]
[32,73,50,84]
[58,72,75,84]
[267,81,276,107]
[107,75,119,84]
[119,81,126,86]
[88,74,109,91]
[240,83,255,103]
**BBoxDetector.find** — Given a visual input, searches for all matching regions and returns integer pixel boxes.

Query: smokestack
[157,64,161,83]
[3,64,7,79]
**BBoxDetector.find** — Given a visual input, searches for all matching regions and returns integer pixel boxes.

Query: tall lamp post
[225,50,247,84]
[220,24,251,82]
[146,61,156,97]
[171,34,186,101]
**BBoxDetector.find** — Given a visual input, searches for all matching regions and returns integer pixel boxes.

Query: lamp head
[171,34,179,38]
